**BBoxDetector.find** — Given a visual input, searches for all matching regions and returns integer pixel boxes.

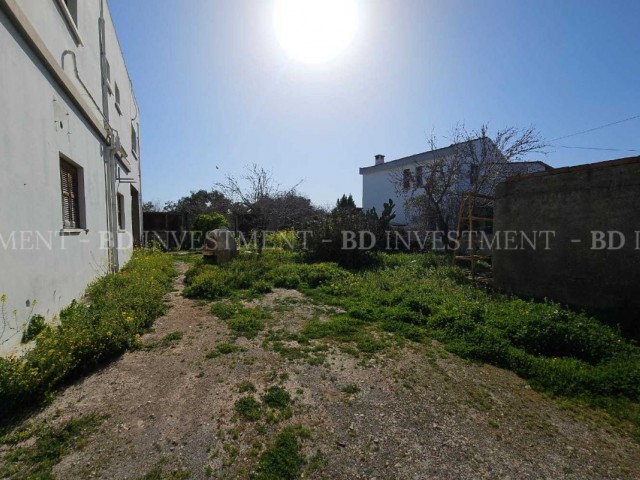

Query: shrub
[21,315,47,343]
[251,280,273,294]
[183,267,232,300]
[254,425,310,480]
[227,308,270,339]
[205,342,244,358]
[235,396,262,421]
[0,249,175,417]
[210,302,245,320]
[191,213,228,245]
[262,386,291,409]
[270,265,302,289]
[264,229,299,250]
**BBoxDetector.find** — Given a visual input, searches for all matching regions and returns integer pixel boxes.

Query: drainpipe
[99,0,119,272]
[131,90,143,246]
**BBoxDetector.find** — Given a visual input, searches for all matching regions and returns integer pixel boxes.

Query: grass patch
[210,302,245,320]
[182,249,640,434]
[205,342,245,359]
[146,331,183,350]
[341,384,360,395]
[262,386,291,409]
[0,413,106,479]
[254,425,310,480]
[235,396,262,421]
[237,381,257,393]
[228,309,270,339]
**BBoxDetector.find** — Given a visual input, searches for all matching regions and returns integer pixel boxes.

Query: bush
[235,396,262,421]
[262,386,291,409]
[228,309,269,338]
[191,213,228,234]
[183,267,232,300]
[0,249,176,417]
[254,425,310,480]
[21,315,47,343]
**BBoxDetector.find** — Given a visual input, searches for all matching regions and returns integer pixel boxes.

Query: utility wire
[550,114,640,142]
[552,145,640,153]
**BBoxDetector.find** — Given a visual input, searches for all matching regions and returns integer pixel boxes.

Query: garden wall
[493,156,640,331]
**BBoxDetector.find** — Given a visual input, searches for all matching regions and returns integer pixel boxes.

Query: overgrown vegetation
[262,386,291,409]
[254,425,310,480]
[182,249,640,433]
[0,413,106,479]
[0,250,176,418]
[20,315,47,344]
[145,331,184,350]
[205,342,245,358]
[235,396,262,421]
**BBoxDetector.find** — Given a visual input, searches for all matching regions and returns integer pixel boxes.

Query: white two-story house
[360,139,550,227]
[0,0,142,353]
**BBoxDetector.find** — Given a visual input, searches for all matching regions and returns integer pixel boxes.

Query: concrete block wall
[493,157,640,331]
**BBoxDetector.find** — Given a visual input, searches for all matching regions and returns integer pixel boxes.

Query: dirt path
[6,262,639,479]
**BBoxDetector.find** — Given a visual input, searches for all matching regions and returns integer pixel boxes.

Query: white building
[359,139,550,226]
[0,0,142,353]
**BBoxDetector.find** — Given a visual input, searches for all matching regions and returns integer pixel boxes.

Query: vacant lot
[1,252,639,479]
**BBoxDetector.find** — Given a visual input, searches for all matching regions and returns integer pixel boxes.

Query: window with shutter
[131,124,138,156]
[403,168,411,190]
[60,159,81,228]
[117,193,125,230]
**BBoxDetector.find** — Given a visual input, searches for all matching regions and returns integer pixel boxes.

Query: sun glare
[273,0,358,64]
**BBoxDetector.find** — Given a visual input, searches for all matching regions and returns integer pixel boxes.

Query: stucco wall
[361,167,408,225]
[0,0,141,354]
[493,158,640,323]
[360,140,548,228]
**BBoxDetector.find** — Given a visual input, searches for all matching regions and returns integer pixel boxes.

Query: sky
[109,0,640,208]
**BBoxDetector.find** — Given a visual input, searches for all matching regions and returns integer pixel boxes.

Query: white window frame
[131,123,139,158]
[114,82,122,115]
[105,59,113,95]
[117,193,126,231]
[56,0,83,46]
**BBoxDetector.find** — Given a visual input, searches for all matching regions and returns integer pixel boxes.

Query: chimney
[374,154,385,165]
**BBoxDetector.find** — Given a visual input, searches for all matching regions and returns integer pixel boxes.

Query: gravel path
[5,262,638,479]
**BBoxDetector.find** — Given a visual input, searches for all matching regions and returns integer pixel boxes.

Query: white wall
[361,167,409,225]
[360,140,549,228]
[0,0,141,354]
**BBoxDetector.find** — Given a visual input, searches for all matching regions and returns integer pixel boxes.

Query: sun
[273,0,358,64]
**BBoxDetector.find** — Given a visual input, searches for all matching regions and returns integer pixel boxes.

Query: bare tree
[217,164,312,231]
[393,124,546,236]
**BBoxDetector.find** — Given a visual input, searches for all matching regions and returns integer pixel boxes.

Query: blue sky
[109,0,640,208]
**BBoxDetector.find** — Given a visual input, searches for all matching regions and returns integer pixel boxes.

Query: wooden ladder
[452,192,495,277]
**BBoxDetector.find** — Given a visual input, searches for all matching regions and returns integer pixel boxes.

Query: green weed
[262,386,291,409]
[235,396,262,421]
[205,342,245,359]
[254,425,310,480]
[0,413,106,479]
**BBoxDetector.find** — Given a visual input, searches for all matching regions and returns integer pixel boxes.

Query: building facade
[359,139,550,226]
[0,0,141,353]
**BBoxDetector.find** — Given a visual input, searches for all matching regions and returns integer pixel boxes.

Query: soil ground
[2,262,639,479]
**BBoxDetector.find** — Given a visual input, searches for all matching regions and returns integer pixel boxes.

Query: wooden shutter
[131,124,138,155]
[60,159,80,228]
